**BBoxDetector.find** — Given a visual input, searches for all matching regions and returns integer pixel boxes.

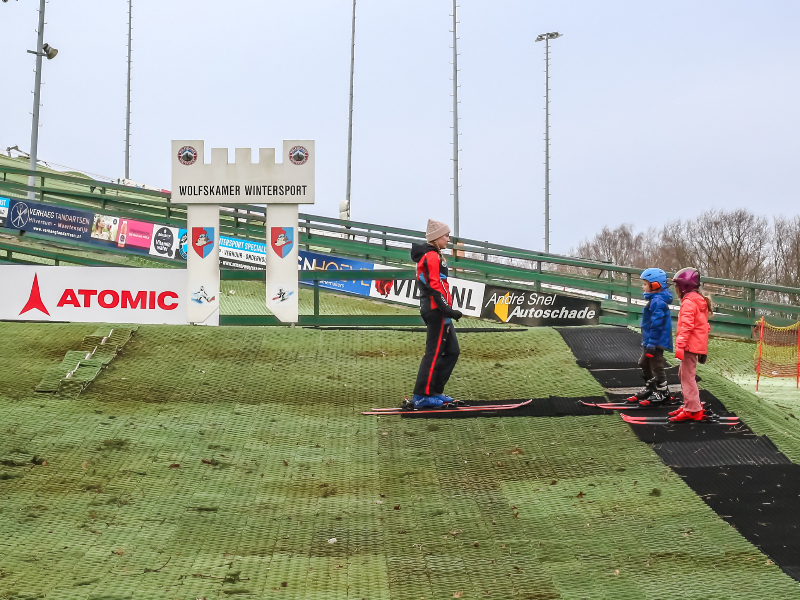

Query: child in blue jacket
[627,268,674,406]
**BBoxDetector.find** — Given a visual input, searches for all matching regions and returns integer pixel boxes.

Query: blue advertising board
[298,250,376,296]
[0,197,9,227]
[5,198,93,241]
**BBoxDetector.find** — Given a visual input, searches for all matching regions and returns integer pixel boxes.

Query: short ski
[621,413,739,424]
[362,399,532,416]
[583,400,699,411]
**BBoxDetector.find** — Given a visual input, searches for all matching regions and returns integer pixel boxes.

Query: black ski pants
[413,310,460,397]
[638,347,667,385]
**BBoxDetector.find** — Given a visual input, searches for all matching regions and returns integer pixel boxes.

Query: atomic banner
[0,265,188,325]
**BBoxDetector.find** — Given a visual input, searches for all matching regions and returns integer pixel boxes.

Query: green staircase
[35,325,138,395]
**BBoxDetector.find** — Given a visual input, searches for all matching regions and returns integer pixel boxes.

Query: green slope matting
[0,323,797,599]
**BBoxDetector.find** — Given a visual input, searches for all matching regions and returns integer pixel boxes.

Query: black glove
[645,345,656,358]
[450,309,463,321]
[698,354,707,364]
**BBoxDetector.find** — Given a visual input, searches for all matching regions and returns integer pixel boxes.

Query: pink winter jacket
[675,291,711,354]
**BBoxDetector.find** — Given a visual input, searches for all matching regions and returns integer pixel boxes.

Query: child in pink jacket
[669,267,713,422]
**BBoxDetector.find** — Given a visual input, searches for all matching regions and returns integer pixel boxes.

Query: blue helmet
[640,268,668,290]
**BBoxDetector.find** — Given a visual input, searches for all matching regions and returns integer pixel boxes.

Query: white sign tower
[171,140,315,324]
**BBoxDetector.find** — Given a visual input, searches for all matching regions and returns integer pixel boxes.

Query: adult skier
[404,219,463,409]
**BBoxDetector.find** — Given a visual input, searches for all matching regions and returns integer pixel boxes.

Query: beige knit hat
[425,219,450,242]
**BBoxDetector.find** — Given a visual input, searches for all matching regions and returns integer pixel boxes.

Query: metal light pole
[451,0,460,238]
[535,31,561,254]
[124,0,133,180]
[341,0,356,221]
[27,0,47,200]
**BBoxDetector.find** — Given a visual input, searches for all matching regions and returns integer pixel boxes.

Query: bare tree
[682,209,771,282]
[774,216,800,292]
[575,209,775,281]
[570,224,655,267]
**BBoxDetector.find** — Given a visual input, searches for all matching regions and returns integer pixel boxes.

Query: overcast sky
[2,1,799,253]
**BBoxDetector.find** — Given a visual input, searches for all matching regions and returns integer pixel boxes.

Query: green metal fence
[2,161,799,336]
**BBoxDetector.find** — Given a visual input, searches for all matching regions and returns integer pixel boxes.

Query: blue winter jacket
[641,288,673,351]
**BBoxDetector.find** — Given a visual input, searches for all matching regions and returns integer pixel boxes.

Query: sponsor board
[219,236,266,271]
[90,214,120,242]
[148,225,186,260]
[0,265,188,325]
[6,199,93,242]
[0,196,9,227]
[480,285,601,326]
[297,249,483,318]
[117,218,154,250]
[368,274,485,318]
[299,251,377,295]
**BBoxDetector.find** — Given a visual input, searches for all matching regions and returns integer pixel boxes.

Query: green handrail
[3,161,799,337]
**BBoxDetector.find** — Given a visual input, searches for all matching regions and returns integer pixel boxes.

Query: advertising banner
[299,251,377,295]
[219,236,267,270]
[0,196,9,227]
[90,213,120,242]
[481,285,601,326]
[149,225,186,260]
[117,218,154,250]
[6,199,93,242]
[0,265,188,324]
[368,274,485,318]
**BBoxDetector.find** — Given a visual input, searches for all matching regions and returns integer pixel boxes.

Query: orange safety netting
[754,318,800,389]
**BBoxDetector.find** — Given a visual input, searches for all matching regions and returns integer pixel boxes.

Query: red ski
[621,413,739,425]
[362,399,532,416]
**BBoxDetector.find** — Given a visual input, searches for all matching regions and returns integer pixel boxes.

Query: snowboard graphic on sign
[192,227,215,259]
[270,227,294,258]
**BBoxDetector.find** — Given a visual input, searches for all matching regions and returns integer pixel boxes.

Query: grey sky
[2,1,799,254]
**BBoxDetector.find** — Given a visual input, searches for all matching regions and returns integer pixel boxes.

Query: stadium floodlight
[42,43,58,59]
[534,31,562,254]
[535,32,562,43]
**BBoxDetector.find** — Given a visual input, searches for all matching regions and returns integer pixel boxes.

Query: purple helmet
[673,267,700,295]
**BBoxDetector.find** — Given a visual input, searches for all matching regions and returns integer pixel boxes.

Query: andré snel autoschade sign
[481,286,601,326]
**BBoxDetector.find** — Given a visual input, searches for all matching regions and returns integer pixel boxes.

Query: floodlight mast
[451,0,460,238]
[342,0,356,221]
[124,0,133,179]
[535,31,561,254]
[27,0,47,200]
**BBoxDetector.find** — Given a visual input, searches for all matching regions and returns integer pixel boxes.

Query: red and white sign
[0,266,188,325]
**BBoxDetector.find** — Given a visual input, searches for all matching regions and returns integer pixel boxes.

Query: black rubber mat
[654,437,791,468]
[675,464,800,580]
[560,326,800,583]
[556,326,646,369]
[624,391,744,443]
[590,366,697,388]
[401,396,609,419]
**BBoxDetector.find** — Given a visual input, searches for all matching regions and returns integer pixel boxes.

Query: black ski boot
[639,382,670,407]
[626,378,657,404]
